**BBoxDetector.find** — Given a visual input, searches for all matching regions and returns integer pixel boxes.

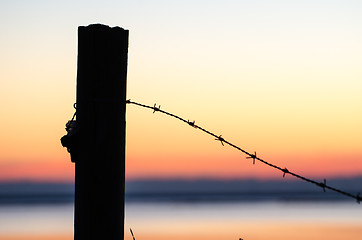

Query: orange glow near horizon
[0,160,74,182]
[0,107,361,182]
[2,215,362,240]
[2,223,362,240]
[2,147,362,182]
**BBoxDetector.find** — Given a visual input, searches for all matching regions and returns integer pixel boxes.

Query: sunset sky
[0,0,361,182]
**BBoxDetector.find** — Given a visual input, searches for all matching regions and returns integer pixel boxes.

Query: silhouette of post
[75,24,128,240]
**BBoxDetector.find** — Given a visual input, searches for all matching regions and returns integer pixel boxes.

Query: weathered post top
[75,24,128,240]
[77,24,128,103]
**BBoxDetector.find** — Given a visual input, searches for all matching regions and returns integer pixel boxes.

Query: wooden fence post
[75,24,128,240]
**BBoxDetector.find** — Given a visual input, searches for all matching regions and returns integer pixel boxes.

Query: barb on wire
[282,168,289,178]
[153,103,161,113]
[246,151,257,165]
[318,179,327,192]
[215,135,225,146]
[126,99,361,204]
[188,120,196,127]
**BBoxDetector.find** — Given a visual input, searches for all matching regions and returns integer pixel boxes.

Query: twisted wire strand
[126,99,361,203]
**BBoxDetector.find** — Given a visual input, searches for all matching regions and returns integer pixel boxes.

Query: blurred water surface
[0,200,361,240]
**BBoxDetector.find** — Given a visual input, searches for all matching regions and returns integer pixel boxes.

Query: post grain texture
[75,24,128,240]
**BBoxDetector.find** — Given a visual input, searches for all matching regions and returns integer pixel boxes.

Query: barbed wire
[126,99,361,204]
